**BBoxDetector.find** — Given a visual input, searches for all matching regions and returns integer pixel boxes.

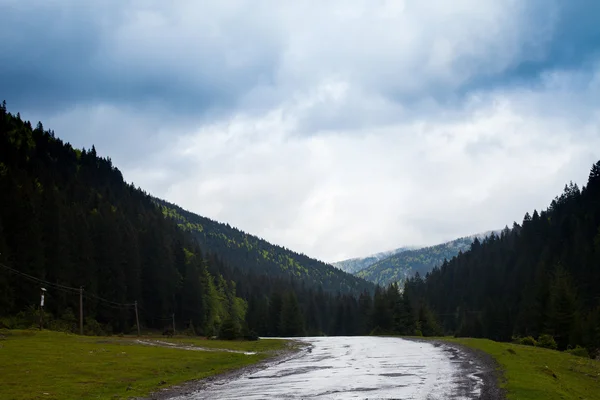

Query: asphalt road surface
[170,336,498,400]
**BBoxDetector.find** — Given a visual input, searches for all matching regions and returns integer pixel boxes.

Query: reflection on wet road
[177,336,483,399]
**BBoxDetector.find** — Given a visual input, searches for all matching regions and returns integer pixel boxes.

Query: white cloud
[124,71,600,262]
[7,0,600,262]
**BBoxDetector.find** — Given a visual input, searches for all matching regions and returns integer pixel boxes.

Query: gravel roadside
[407,337,506,400]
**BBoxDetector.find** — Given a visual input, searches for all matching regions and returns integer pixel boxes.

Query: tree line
[3,101,596,351]
[0,102,253,336]
[156,198,374,294]
[357,235,482,286]
[405,166,600,354]
[0,102,422,339]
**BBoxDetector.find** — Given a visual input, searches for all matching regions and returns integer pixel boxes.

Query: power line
[83,291,135,307]
[137,304,173,321]
[0,260,144,336]
[0,262,79,293]
[0,262,134,308]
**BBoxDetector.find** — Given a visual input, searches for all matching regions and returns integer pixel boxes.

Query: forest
[405,172,600,353]
[1,101,598,355]
[156,198,373,294]
[0,102,428,338]
[356,235,486,286]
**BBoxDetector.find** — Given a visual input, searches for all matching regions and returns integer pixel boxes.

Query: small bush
[243,330,259,341]
[0,316,18,329]
[14,306,43,329]
[48,319,74,333]
[537,334,558,350]
[565,345,590,358]
[414,329,423,337]
[218,317,241,340]
[519,336,537,347]
[48,309,78,333]
[84,317,106,336]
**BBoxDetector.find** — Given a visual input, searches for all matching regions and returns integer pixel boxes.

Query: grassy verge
[444,337,600,400]
[0,329,290,400]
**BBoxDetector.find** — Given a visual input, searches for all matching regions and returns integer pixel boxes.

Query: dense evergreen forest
[0,102,249,336]
[0,102,403,338]
[356,234,494,286]
[156,199,372,294]
[333,246,416,275]
[1,101,597,354]
[405,173,600,353]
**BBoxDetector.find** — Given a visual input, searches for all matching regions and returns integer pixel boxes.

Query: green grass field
[447,338,600,400]
[0,329,290,400]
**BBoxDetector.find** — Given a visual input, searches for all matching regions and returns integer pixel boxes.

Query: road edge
[136,339,310,400]
[406,337,507,400]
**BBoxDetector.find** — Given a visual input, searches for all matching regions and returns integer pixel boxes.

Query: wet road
[176,336,485,400]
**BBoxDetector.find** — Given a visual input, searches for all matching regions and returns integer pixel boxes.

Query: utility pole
[79,287,84,335]
[134,301,140,337]
[39,287,46,330]
[172,313,176,335]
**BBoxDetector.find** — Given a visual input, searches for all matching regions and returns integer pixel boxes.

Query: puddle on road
[248,365,333,379]
[379,372,417,377]
[172,336,483,400]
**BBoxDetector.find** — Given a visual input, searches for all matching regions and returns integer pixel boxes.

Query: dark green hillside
[156,199,374,294]
[0,103,247,336]
[406,173,600,352]
[0,102,375,338]
[356,235,489,286]
[332,246,415,274]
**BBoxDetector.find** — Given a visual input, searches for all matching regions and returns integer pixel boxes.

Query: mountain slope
[0,105,247,336]
[156,199,374,294]
[356,232,499,286]
[405,173,600,352]
[332,246,417,274]
[0,103,373,339]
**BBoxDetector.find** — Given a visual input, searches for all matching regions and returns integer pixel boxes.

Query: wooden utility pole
[172,313,176,335]
[79,287,84,335]
[39,288,46,330]
[134,301,140,337]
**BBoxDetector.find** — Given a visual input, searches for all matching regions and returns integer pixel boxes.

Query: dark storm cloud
[1,0,598,122]
[0,1,280,116]
[1,0,600,260]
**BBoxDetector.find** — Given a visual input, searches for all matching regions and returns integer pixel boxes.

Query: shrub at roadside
[218,317,241,340]
[537,334,558,350]
[565,345,590,358]
[519,336,537,347]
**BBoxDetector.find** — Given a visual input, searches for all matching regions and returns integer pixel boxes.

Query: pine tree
[0,215,14,315]
[547,266,579,350]
[268,292,283,336]
[280,292,304,337]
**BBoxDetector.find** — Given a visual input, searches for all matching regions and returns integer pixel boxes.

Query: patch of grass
[446,337,600,400]
[0,329,289,400]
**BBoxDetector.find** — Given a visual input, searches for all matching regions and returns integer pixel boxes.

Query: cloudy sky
[2,0,600,262]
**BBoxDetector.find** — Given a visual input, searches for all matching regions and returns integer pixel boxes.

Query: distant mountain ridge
[351,231,500,286]
[332,246,418,274]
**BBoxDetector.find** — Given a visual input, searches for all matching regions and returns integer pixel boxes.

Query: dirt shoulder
[406,337,506,400]
[137,339,310,400]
